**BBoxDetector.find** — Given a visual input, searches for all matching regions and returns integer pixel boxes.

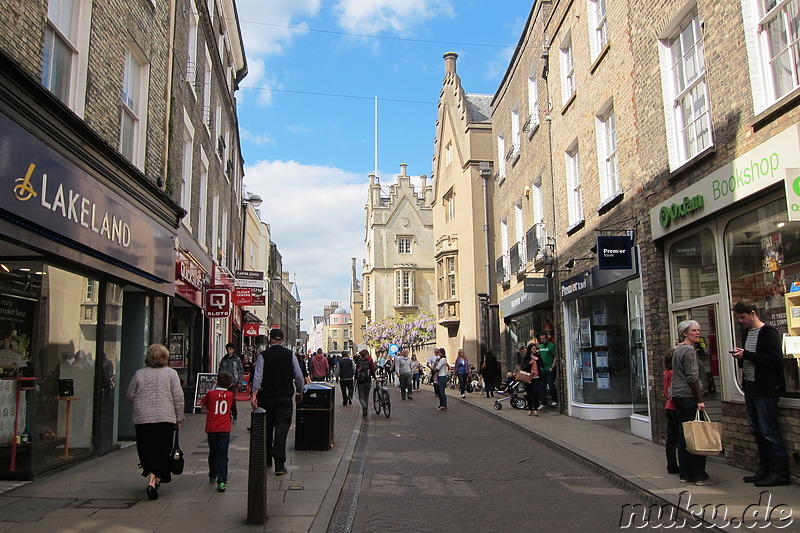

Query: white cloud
[236,0,321,56]
[334,0,454,36]
[240,128,276,146]
[243,160,366,324]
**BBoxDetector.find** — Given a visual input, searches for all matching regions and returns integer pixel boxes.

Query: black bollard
[246,407,267,525]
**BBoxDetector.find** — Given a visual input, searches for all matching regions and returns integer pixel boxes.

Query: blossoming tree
[363,313,436,353]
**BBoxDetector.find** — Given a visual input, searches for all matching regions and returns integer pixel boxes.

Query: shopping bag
[682,410,723,456]
[515,371,533,384]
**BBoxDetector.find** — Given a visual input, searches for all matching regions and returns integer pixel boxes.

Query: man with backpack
[355,349,376,417]
[338,351,355,406]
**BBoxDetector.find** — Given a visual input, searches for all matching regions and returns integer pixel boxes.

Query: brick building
[488,0,800,480]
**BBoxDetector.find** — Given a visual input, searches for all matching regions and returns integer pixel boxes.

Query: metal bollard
[247,407,267,525]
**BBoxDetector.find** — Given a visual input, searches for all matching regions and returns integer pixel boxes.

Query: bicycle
[372,371,391,418]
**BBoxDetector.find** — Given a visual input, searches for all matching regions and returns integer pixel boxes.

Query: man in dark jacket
[338,351,355,405]
[250,329,304,475]
[731,299,789,487]
[218,343,244,422]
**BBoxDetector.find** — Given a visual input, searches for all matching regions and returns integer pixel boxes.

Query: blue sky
[236,0,530,328]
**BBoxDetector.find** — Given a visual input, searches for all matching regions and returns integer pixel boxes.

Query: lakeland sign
[650,125,800,239]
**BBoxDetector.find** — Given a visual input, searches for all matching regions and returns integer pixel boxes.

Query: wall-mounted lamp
[590,244,597,254]
[523,185,531,199]
[244,194,263,208]
[565,257,594,269]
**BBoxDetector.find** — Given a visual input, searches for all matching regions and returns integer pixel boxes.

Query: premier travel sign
[649,125,800,239]
[0,113,174,282]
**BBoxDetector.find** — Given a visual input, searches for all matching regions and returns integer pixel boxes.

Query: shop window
[669,228,718,302]
[725,199,800,398]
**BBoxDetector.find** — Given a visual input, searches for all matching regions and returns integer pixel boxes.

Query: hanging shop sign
[233,287,252,306]
[243,323,260,337]
[597,236,633,270]
[234,270,264,288]
[1,113,174,281]
[650,125,800,239]
[205,288,231,318]
[785,169,800,222]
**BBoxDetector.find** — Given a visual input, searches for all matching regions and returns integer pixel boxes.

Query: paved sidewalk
[0,393,362,532]
[463,392,800,531]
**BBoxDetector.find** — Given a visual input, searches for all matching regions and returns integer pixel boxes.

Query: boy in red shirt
[201,371,233,492]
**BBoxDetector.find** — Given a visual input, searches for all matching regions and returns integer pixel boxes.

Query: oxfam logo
[793,175,800,197]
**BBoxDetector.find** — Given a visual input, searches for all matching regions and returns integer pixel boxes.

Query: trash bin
[295,382,335,450]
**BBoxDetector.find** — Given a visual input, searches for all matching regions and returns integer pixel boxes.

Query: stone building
[0,0,184,475]
[431,52,496,364]
[362,164,436,344]
[486,0,800,479]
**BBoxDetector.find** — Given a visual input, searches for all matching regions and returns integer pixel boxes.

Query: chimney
[400,163,407,177]
[443,52,458,75]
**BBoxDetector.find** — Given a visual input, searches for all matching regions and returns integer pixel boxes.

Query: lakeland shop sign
[1,113,174,281]
[650,125,800,239]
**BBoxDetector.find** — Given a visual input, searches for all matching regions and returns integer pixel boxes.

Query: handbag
[170,427,185,475]
[515,371,533,384]
[682,410,723,456]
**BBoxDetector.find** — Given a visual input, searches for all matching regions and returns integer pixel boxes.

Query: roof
[333,306,349,314]
[465,94,492,124]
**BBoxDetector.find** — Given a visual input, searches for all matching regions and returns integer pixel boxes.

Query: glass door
[673,303,722,419]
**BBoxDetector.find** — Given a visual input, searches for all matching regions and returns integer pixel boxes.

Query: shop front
[650,124,800,464]
[0,97,180,477]
[499,277,553,373]
[560,249,649,437]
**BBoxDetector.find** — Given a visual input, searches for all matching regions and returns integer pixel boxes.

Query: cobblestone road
[344,389,651,532]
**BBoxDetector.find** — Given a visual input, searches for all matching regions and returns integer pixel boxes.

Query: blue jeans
[539,368,557,404]
[438,375,449,407]
[356,381,372,409]
[673,396,709,482]
[207,432,230,484]
[412,372,420,390]
[744,380,789,479]
[457,373,468,395]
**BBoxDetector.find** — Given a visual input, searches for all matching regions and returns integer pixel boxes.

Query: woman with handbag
[522,343,542,417]
[127,344,185,500]
[669,320,716,486]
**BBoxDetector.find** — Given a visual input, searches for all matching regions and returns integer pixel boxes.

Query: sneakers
[209,475,216,484]
[217,482,227,492]
[695,479,717,486]
[275,465,287,476]
[461,394,466,398]
[550,402,558,407]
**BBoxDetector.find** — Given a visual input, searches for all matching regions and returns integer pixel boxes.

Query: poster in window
[592,308,606,327]
[580,318,592,347]
[597,372,611,390]
[0,293,35,377]
[595,351,609,368]
[594,330,608,347]
[582,352,594,382]
[169,333,185,369]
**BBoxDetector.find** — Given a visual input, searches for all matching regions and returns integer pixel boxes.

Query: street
[332,388,652,532]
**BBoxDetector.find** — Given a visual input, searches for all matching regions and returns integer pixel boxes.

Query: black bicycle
[372,371,391,418]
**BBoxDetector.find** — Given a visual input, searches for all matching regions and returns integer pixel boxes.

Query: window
[515,202,525,264]
[437,255,458,300]
[187,8,198,92]
[531,176,546,257]
[215,104,223,160]
[497,135,507,179]
[203,48,212,129]
[396,270,414,306]
[344,329,349,339]
[180,113,194,227]
[398,237,412,254]
[332,330,338,338]
[510,108,521,161]
[198,150,209,247]
[444,188,456,221]
[659,14,712,168]
[566,143,583,226]
[742,0,800,110]
[527,76,540,135]
[560,35,576,102]
[120,48,149,168]
[211,195,219,261]
[364,276,370,309]
[333,341,338,351]
[669,228,718,302]
[447,256,457,298]
[42,0,90,112]
[596,104,620,204]
[588,0,609,60]
[500,219,510,280]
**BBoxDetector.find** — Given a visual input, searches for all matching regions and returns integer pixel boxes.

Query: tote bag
[682,410,723,456]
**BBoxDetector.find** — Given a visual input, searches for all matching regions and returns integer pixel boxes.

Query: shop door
[673,303,722,419]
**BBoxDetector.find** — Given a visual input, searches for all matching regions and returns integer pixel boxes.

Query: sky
[235,0,530,329]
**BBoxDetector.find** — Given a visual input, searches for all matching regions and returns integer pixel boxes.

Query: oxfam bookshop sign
[650,125,800,239]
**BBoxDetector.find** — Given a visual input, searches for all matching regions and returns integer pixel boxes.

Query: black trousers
[340,379,354,403]
[258,394,293,466]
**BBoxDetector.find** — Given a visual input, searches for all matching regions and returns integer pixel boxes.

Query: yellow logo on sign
[13,164,37,201]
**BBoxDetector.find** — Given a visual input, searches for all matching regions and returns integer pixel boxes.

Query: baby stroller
[493,378,528,410]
